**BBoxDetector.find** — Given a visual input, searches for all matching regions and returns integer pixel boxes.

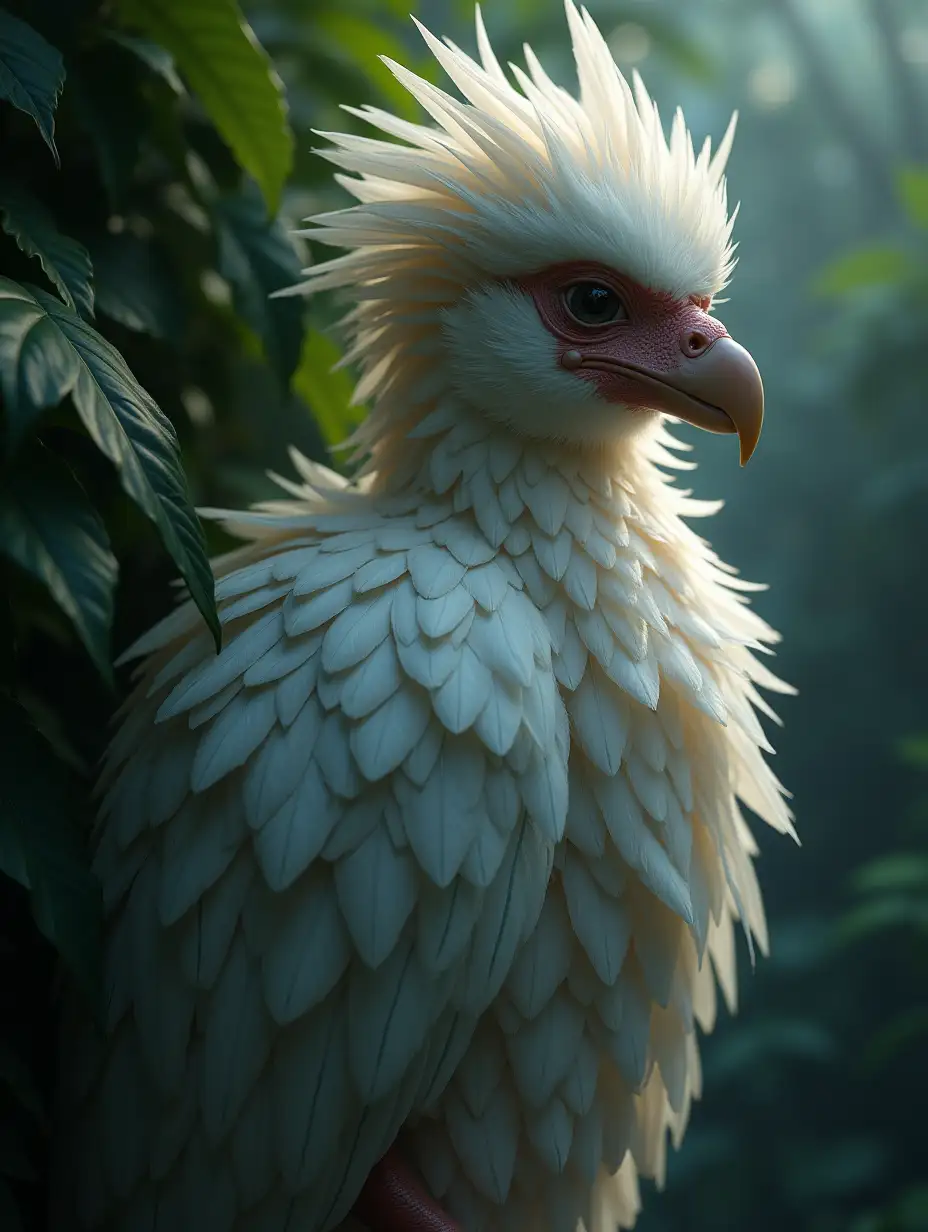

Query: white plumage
[50,6,795,1232]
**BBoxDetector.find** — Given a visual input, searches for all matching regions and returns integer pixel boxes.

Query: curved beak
[643,336,765,466]
[576,336,765,465]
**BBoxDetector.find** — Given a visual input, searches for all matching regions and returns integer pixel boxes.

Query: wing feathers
[253,759,338,891]
[348,935,447,1102]
[201,932,271,1146]
[157,610,282,722]
[262,872,351,1023]
[334,822,418,967]
[350,687,432,779]
[73,449,792,1232]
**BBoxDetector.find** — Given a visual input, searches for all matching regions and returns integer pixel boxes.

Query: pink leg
[353,1148,461,1232]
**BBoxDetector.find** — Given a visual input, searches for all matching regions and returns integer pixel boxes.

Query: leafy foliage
[114,0,293,213]
[0,8,64,161]
[0,0,378,1222]
[212,177,306,384]
[0,279,220,641]
[0,184,94,317]
[0,444,117,679]
[0,695,103,1005]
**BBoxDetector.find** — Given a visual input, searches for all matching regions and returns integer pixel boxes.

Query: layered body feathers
[50,7,794,1232]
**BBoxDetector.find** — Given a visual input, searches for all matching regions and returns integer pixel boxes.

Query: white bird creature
[50,5,796,1232]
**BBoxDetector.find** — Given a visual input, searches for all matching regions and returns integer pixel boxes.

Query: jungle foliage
[0,0,332,1224]
[0,0,926,1230]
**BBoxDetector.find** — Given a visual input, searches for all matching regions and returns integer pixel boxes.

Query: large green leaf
[0,279,220,648]
[0,694,102,1009]
[0,181,94,317]
[292,328,363,449]
[0,9,64,163]
[0,445,117,682]
[115,0,293,214]
[213,178,305,385]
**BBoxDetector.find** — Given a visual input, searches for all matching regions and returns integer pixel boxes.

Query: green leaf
[315,13,437,122]
[0,279,220,648]
[0,445,117,682]
[105,30,184,93]
[115,0,293,214]
[292,328,363,449]
[0,181,94,317]
[213,178,305,384]
[897,166,928,230]
[0,9,64,163]
[89,230,187,344]
[850,853,928,895]
[12,686,89,777]
[0,694,102,1009]
[812,244,909,297]
[0,278,75,443]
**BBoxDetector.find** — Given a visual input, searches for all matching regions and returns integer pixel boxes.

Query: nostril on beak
[682,330,713,358]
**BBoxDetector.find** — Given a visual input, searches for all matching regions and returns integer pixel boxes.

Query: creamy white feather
[51,7,794,1232]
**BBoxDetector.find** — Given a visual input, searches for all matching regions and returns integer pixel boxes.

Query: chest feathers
[71,399,792,1232]
[372,402,796,1232]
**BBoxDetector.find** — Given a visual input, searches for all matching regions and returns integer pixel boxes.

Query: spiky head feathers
[290,3,749,460]
[299,3,738,307]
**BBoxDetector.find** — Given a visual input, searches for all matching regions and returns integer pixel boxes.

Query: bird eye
[564,282,627,326]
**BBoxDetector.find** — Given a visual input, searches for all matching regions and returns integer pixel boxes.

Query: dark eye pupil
[567,283,622,324]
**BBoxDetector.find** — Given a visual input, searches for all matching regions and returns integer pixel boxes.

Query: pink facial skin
[513,260,728,407]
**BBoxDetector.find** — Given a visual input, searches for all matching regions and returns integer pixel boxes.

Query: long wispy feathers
[290,2,739,310]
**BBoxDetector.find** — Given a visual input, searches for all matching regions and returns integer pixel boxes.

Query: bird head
[292,1,763,467]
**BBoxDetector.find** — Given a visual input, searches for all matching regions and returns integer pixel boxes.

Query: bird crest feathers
[294,1,739,305]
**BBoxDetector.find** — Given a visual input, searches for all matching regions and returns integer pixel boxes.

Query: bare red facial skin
[513,260,728,407]
[353,1148,461,1232]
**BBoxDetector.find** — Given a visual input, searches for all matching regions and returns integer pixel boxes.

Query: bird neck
[356,397,709,564]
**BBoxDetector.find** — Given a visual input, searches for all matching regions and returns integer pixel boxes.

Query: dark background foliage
[0,0,925,1229]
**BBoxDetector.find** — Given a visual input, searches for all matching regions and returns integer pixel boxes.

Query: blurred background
[2,0,927,1229]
